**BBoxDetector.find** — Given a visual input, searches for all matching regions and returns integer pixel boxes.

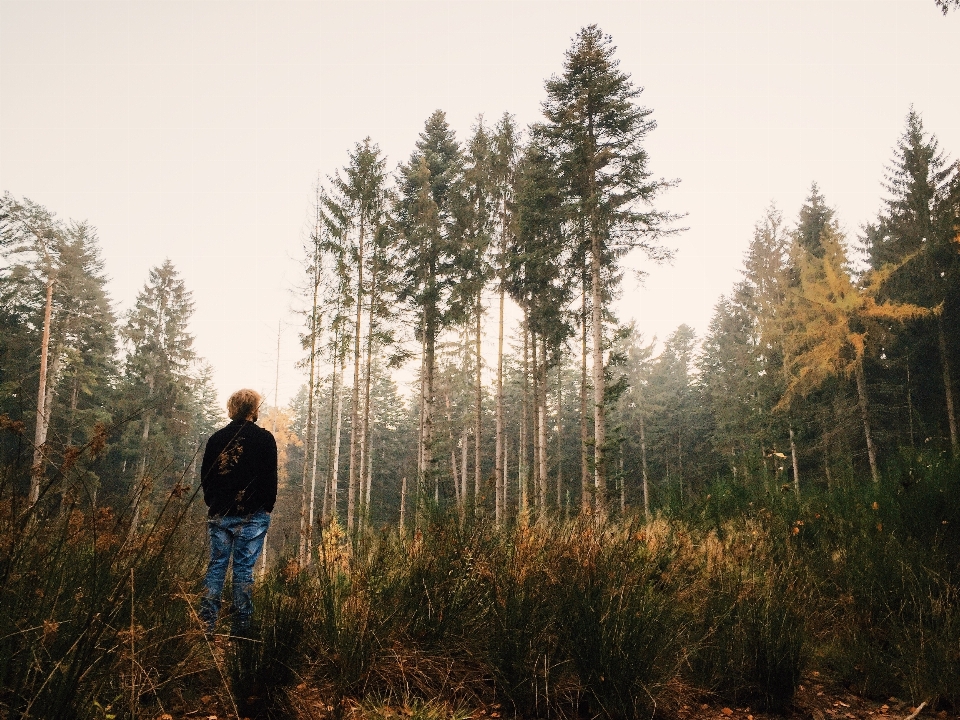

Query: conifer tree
[539,26,676,510]
[509,138,575,517]
[451,118,497,510]
[396,111,463,495]
[864,110,960,454]
[120,260,197,530]
[0,198,117,505]
[779,221,930,482]
[490,114,519,524]
[321,138,389,532]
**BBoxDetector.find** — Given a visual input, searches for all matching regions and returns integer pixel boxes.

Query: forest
[2,24,960,720]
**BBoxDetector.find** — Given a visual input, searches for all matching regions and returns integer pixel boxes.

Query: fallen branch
[903,700,928,720]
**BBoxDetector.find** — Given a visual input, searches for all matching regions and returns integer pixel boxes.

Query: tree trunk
[417,319,426,482]
[423,307,436,495]
[299,297,318,564]
[322,360,337,521]
[854,362,880,483]
[556,363,563,511]
[65,375,79,449]
[619,442,625,515]
[591,229,606,515]
[347,221,366,532]
[520,315,530,516]
[128,372,154,541]
[640,413,650,521]
[445,392,461,508]
[399,475,407,535]
[360,245,380,527]
[474,293,483,511]
[531,326,541,512]
[308,394,321,545]
[495,282,505,524]
[503,431,509,522]
[537,338,548,521]
[580,283,590,514]
[363,392,375,527]
[30,277,55,506]
[461,429,469,508]
[330,354,346,519]
[938,318,958,455]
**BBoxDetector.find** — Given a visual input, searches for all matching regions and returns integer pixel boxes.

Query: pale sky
[1,0,958,409]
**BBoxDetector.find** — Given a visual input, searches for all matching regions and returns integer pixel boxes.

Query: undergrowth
[2,428,958,719]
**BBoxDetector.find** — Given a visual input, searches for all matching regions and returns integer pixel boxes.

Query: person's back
[199,389,277,637]
[202,418,277,518]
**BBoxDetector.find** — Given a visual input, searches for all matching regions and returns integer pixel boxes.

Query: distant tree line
[2,27,958,559]
[0,196,220,521]
[286,26,960,558]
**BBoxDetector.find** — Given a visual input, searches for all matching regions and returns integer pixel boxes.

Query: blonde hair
[227,389,262,421]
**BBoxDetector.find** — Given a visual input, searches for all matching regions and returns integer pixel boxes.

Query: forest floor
[147,671,958,720]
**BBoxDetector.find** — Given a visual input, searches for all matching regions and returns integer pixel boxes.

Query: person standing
[199,388,277,636]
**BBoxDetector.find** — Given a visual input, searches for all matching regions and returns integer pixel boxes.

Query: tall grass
[0,423,215,719]
[4,428,958,718]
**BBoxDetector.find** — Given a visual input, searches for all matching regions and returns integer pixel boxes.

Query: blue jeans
[199,510,270,635]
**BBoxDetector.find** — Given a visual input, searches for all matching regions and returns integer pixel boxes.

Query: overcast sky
[1,0,958,410]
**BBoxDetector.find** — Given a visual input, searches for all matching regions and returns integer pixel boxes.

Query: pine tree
[120,260,197,530]
[451,118,497,511]
[779,221,930,483]
[396,111,463,496]
[321,138,390,532]
[864,109,960,454]
[539,26,676,511]
[509,138,576,518]
[490,113,520,524]
[0,198,118,506]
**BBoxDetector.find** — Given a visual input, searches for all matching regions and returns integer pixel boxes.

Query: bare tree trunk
[495,282,505,524]
[938,318,958,455]
[128,372,154,541]
[445,392,461,508]
[299,305,318,565]
[789,425,800,494]
[364,421,373,525]
[590,232,606,515]
[502,432,509,522]
[308,396,321,545]
[531,326,541,512]
[619,442,625,515]
[360,245,380,519]
[580,283,590,514]
[399,475,407,535]
[474,294,483,512]
[41,346,61,449]
[854,362,880,483]
[347,221,366,532]
[461,429,469,508]
[30,277,55,506]
[556,363,563,511]
[321,368,333,521]
[360,247,380,528]
[330,354,346,519]
[417,320,426,481]
[520,315,530,517]
[640,413,650,521]
[65,375,79,449]
[537,339,548,521]
[423,311,437,497]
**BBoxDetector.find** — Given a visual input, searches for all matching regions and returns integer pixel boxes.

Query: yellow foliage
[259,405,302,484]
[776,225,931,411]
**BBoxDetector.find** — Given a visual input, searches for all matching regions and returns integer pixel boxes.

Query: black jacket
[201,419,278,517]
